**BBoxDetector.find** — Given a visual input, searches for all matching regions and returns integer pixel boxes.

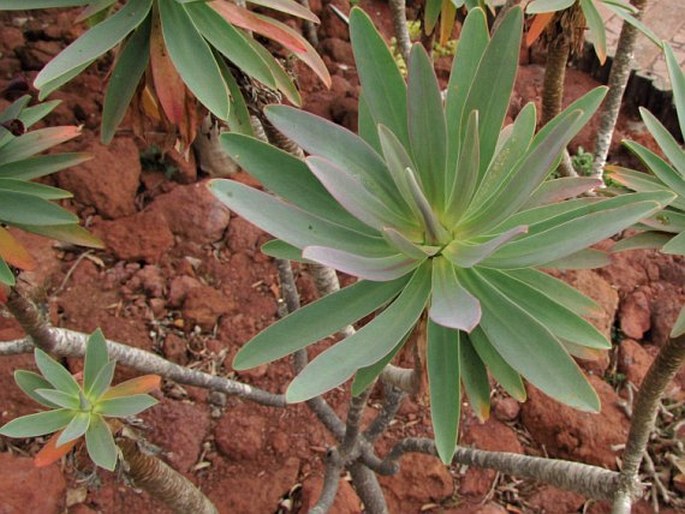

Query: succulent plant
[210,6,673,462]
[0,95,102,299]
[0,330,160,470]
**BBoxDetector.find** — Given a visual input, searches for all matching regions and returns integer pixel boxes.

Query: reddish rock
[0,452,66,514]
[162,333,188,365]
[617,339,653,387]
[620,288,651,339]
[521,375,629,469]
[182,286,235,330]
[226,216,269,255]
[445,502,507,514]
[165,147,197,184]
[379,453,453,513]
[649,282,684,345]
[148,181,230,244]
[140,398,210,473]
[57,137,141,219]
[321,38,355,65]
[492,396,521,422]
[214,403,267,461]
[0,354,46,422]
[7,228,64,288]
[299,475,360,513]
[526,485,585,514]
[168,275,202,307]
[95,209,174,264]
[130,265,166,298]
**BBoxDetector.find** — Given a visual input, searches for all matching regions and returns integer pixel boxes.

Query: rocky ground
[0,1,684,513]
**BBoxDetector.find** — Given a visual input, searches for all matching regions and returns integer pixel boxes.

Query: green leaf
[13,223,103,249]
[466,325,526,403]
[429,256,481,331]
[0,0,89,7]
[427,320,461,463]
[246,0,319,22]
[209,179,391,256]
[0,126,82,164]
[0,191,78,226]
[56,411,90,446]
[664,44,685,139]
[34,0,152,91]
[358,92,382,153]
[85,415,118,471]
[84,329,110,397]
[88,360,116,402]
[444,110,480,225]
[612,231,673,252]
[159,0,231,119]
[604,3,661,47]
[526,0,575,13]
[0,409,74,438]
[34,388,80,410]
[35,349,80,396]
[265,105,410,219]
[580,0,607,63]
[234,277,408,369]
[186,2,275,88]
[522,176,603,209]
[662,230,685,254]
[303,246,421,281]
[445,7,489,173]
[260,239,307,262]
[442,225,527,268]
[0,178,72,200]
[101,15,151,144]
[460,6,522,178]
[671,306,685,338]
[216,58,254,137]
[18,101,62,129]
[0,153,92,181]
[543,248,611,269]
[459,334,491,420]
[461,269,599,411]
[38,61,93,100]
[639,108,685,179]
[351,334,407,396]
[424,0,442,34]
[96,394,158,417]
[407,44,447,207]
[0,258,14,286]
[349,7,409,146]
[483,269,609,349]
[14,370,61,408]
[286,261,432,402]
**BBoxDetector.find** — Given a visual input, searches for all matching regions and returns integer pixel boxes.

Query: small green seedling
[0,330,160,470]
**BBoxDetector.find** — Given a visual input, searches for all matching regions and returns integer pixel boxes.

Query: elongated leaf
[266,106,409,219]
[543,248,611,269]
[445,7,489,173]
[0,153,91,181]
[580,0,607,64]
[351,334,408,396]
[101,15,151,144]
[247,0,319,22]
[523,177,603,209]
[672,306,685,338]
[261,239,307,261]
[469,327,525,400]
[609,165,685,211]
[38,61,93,100]
[484,269,609,349]
[0,126,82,164]
[84,329,110,397]
[664,44,685,139]
[209,179,391,256]
[0,0,88,7]
[663,230,685,254]
[14,370,61,408]
[424,0,443,34]
[57,412,90,446]
[0,191,78,226]
[85,415,117,471]
[0,409,74,438]
[350,7,409,146]
[429,256,481,331]
[604,3,661,47]
[159,0,230,119]
[303,246,420,281]
[459,334,491,420]
[0,178,71,200]
[97,394,158,417]
[444,110,480,225]
[34,0,152,91]
[611,231,673,252]
[0,259,14,286]
[427,321,461,463]
[286,262,432,402]
[0,226,35,270]
[34,431,78,467]
[408,44,447,207]
[306,156,416,232]
[640,108,685,179]
[35,388,80,410]
[382,227,435,259]
[234,277,407,369]
[443,225,527,268]
[75,0,117,23]
[462,270,598,411]
[35,349,80,395]
[87,360,116,402]
[186,2,275,88]
[358,92,382,153]
[641,209,685,234]
[18,100,61,129]
[526,0,575,12]
[101,375,161,400]
[526,12,554,46]
[461,6,522,178]
[217,59,254,137]
[14,223,103,249]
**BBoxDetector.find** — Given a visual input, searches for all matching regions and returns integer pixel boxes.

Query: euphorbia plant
[210,5,673,463]
[0,330,160,470]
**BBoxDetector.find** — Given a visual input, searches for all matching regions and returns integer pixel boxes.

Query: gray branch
[349,462,389,514]
[388,0,411,66]
[309,449,344,514]
[364,383,405,442]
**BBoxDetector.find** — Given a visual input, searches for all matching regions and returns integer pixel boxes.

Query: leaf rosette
[210,6,674,462]
[0,330,160,470]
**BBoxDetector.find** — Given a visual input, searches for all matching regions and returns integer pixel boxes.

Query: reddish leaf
[439,0,457,47]
[34,430,79,468]
[211,1,307,54]
[0,226,36,270]
[526,12,554,47]
[150,9,186,125]
[101,375,162,400]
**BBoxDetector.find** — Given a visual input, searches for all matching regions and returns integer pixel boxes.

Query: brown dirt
[0,2,684,513]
